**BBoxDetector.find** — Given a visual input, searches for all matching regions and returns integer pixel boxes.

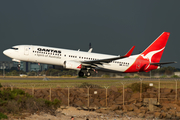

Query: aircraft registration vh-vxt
[3,32,176,77]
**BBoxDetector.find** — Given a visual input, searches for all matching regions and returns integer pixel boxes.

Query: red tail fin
[140,32,170,63]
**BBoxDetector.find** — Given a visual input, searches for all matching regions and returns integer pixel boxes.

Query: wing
[81,46,135,65]
[150,61,177,66]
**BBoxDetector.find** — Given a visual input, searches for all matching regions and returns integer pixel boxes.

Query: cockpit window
[12,48,18,50]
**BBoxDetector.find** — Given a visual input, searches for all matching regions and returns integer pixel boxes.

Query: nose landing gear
[17,64,21,70]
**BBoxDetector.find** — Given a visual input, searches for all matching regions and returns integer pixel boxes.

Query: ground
[7,107,145,120]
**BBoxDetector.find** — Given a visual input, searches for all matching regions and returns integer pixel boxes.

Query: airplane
[3,32,176,77]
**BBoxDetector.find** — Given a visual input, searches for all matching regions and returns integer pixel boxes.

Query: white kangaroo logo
[141,47,165,70]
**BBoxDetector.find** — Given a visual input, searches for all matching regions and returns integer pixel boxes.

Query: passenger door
[24,46,29,55]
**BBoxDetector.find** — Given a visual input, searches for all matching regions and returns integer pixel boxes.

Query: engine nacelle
[63,61,82,70]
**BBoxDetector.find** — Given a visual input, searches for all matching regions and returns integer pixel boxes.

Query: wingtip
[125,46,135,57]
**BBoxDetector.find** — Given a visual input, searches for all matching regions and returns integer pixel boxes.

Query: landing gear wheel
[85,72,91,77]
[78,71,84,77]
[17,64,21,70]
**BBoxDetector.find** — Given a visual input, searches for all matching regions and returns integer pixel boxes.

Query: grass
[0,112,8,119]
[0,79,126,88]
[142,81,180,89]
[0,78,180,89]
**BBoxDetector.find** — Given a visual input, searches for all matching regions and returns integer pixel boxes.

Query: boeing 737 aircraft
[3,32,176,77]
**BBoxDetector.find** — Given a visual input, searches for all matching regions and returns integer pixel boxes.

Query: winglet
[88,48,93,53]
[124,46,135,57]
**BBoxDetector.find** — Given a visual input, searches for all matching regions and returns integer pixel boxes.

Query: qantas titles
[37,48,61,53]
[33,48,61,59]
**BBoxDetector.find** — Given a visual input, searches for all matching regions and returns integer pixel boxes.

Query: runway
[0,77,179,81]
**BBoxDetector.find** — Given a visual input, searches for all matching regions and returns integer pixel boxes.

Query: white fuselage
[3,45,138,72]
[3,32,172,75]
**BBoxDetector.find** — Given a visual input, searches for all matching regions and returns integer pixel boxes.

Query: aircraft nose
[3,49,10,56]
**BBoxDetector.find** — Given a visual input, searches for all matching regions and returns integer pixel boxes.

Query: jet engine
[63,60,82,70]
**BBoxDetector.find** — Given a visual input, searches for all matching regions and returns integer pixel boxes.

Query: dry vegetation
[0,87,61,119]
[1,78,180,119]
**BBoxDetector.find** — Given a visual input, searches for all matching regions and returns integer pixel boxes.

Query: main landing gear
[78,70,91,77]
[78,71,84,77]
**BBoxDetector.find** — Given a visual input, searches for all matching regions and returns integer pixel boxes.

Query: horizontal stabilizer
[150,61,177,66]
